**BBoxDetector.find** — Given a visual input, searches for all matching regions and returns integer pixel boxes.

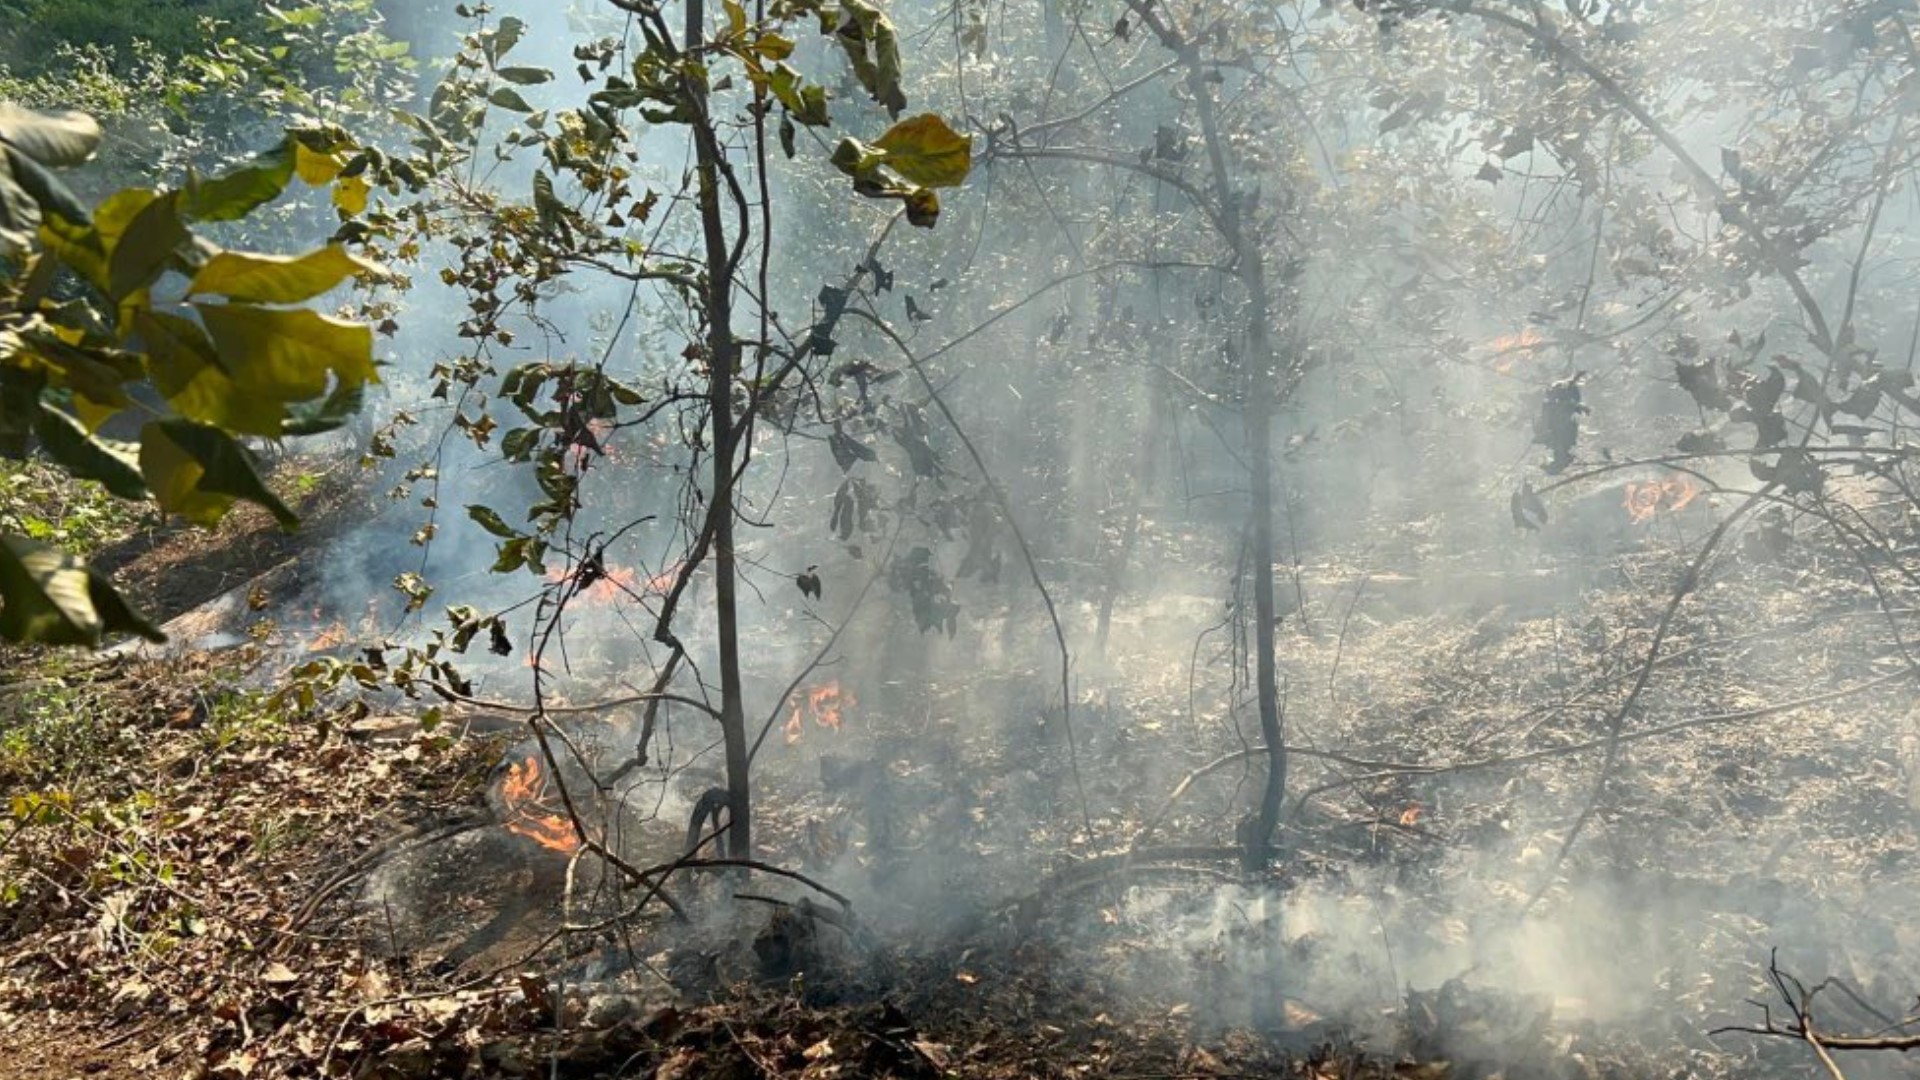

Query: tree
[303,0,974,863]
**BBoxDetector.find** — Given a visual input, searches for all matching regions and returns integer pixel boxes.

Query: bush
[0,0,268,77]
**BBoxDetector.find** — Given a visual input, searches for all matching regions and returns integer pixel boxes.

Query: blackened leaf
[797,567,822,600]
[818,284,849,323]
[1509,481,1548,531]
[489,619,513,656]
[1675,358,1731,411]
[1675,428,1726,455]
[828,428,877,472]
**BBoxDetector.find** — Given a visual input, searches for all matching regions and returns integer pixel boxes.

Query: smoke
[165,0,1920,1072]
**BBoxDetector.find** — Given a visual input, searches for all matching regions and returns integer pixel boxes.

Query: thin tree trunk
[686,0,752,858]
[1163,26,1287,871]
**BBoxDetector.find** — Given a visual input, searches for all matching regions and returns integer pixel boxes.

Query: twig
[843,306,1094,841]
[1520,489,1768,913]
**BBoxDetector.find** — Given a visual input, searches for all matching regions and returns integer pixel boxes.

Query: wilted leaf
[495,66,553,85]
[106,192,188,302]
[872,113,972,187]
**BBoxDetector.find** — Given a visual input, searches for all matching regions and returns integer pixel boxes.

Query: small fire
[306,620,351,653]
[499,755,582,853]
[1486,327,1547,374]
[784,680,851,745]
[544,561,686,605]
[1623,473,1703,525]
[545,562,640,604]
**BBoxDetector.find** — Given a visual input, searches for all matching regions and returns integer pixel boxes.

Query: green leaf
[0,104,103,168]
[495,66,553,85]
[872,114,972,188]
[18,331,138,416]
[488,87,535,113]
[195,302,377,406]
[138,310,273,436]
[467,504,520,538]
[33,405,146,499]
[0,533,163,646]
[140,420,297,530]
[106,193,189,301]
[4,146,89,225]
[485,16,526,62]
[183,139,296,223]
[187,244,378,304]
[768,64,830,126]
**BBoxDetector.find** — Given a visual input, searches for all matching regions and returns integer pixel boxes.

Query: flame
[1486,327,1547,373]
[544,562,641,604]
[1623,473,1703,524]
[306,621,351,653]
[784,680,851,745]
[499,756,582,853]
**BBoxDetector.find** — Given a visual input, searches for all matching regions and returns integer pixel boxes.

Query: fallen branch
[1713,950,1920,1079]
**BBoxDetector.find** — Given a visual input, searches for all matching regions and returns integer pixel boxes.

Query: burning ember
[784,680,851,745]
[498,755,582,853]
[1622,473,1703,525]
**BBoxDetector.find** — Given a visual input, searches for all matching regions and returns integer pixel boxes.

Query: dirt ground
[3,462,1918,1079]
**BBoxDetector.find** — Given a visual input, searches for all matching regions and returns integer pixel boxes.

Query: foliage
[0,0,265,77]
[0,105,383,646]
[0,457,143,552]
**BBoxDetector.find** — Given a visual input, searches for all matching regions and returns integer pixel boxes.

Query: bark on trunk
[686,0,753,859]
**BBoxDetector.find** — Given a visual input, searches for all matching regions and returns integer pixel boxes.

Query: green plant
[0,458,145,553]
[0,104,386,647]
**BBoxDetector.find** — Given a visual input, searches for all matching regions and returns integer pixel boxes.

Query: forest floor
[2,463,1917,1079]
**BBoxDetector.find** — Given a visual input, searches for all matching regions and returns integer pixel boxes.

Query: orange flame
[544,563,641,604]
[306,621,351,653]
[1486,327,1547,373]
[499,756,582,853]
[784,680,851,745]
[1623,474,1703,524]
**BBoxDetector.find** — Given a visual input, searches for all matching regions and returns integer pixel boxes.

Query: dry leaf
[803,1037,834,1060]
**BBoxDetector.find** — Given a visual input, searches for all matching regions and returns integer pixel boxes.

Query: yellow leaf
[332,174,370,217]
[294,143,342,185]
[188,245,379,304]
[873,113,972,188]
